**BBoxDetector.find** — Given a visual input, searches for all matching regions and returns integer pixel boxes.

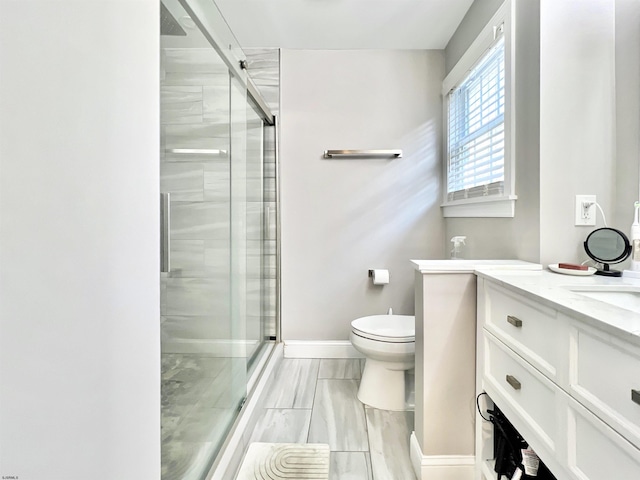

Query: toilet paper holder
[368,269,390,285]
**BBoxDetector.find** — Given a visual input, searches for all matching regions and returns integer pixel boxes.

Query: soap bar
[558,262,588,271]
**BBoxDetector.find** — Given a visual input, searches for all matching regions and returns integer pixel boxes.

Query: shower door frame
[160,0,281,478]
[245,81,278,376]
[160,1,280,479]
[173,1,280,358]
[180,0,280,354]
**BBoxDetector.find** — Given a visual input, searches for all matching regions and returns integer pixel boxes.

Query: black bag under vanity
[490,405,556,480]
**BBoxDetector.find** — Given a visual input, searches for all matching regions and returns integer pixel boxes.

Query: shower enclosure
[159,1,278,478]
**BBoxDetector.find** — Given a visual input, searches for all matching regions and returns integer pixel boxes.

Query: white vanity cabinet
[567,321,640,451]
[476,276,640,480]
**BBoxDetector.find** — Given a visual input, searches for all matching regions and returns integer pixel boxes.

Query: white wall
[280,50,445,341]
[445,0,541,262]
[539,0,616,266]
[614,0,640,231]
[444,0,631,266]
[0,2,160,479]
[445,0,506,75]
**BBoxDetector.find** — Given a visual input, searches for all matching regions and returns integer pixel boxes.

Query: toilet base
[357,358,410,411]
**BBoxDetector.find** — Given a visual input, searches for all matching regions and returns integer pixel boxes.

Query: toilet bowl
[349,314,415,411]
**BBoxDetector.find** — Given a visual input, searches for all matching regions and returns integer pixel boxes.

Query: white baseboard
[410,432,475,480]
[284,340,363,359]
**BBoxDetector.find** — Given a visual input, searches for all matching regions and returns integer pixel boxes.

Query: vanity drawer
[566,394,640,480]
[483,331,559,453]
[483,283,563,380]
[569,324,640,450]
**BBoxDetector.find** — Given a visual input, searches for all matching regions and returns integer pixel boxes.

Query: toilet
[349,314,415,411]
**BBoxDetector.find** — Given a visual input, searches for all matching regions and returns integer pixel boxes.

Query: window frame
[441,0,516,218]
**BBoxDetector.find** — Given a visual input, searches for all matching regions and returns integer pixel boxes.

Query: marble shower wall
[161,47,233,352]
[245,48,280,340]
[160,47,281,353]
[245,48,280,116]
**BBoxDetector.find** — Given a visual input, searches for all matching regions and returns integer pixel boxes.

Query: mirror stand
[595,263,623,277]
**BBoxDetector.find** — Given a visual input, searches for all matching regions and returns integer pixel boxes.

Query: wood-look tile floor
[243,358,416,480]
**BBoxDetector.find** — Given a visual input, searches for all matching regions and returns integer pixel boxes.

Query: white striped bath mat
[236,443,330,479]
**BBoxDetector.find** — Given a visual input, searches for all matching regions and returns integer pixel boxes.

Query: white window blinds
[446,35,505,201]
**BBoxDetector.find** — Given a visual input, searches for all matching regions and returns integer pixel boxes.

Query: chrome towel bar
[323,149,402,159]
[166,148,228,156]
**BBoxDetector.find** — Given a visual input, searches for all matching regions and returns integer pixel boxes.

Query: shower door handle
[160,193,171,273]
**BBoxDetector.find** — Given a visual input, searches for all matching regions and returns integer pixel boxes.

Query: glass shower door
[160,1,247,478]
[245,104,266,370]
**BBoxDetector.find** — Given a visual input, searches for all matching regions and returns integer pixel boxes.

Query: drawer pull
[507,315,523,328]
[506,375,522,390]
[633,389,640,405]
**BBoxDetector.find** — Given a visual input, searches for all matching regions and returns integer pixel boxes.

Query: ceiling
[213,0,475,50]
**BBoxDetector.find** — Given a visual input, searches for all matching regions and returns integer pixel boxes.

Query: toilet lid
[351,315,415,343]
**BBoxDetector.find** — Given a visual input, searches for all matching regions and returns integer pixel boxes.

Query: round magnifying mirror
[583,227,631,276]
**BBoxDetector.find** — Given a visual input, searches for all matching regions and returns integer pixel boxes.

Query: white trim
[410,432,475,480]
[284,340,364,359]
[410,259,541,274]
[504,0,516,208]
[442,195,517,218]
[442,0,517,218]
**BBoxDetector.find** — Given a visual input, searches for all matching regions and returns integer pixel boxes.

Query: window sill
[441,195,517,218]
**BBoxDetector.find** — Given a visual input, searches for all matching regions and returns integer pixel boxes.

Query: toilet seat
[351,314,415,343]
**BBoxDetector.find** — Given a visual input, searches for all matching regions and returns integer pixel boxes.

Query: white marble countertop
[475,267,640,345]
[410,259,542,273]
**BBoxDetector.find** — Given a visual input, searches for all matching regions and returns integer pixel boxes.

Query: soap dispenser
[451,236,466,259]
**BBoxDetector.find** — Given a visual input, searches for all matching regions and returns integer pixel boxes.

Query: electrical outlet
[575,195,596,226]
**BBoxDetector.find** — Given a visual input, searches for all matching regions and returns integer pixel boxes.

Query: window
[442,1,516,218]
[447,37,504,198]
